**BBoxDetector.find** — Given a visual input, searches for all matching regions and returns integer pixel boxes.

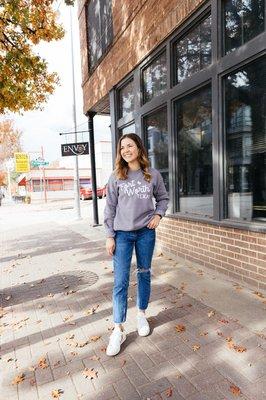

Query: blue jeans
[112,227,156,323]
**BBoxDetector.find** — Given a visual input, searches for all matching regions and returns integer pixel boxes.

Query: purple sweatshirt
[104,168,169,237]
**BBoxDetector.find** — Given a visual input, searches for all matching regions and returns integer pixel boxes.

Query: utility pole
[70,6,81,220]
[87,112,100,226]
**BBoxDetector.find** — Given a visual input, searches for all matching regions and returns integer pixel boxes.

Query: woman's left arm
[147,171,169,229]
[153,171,169,218]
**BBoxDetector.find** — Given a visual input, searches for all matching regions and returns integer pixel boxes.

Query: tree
[0,0,74,114]
[0,119,22,163]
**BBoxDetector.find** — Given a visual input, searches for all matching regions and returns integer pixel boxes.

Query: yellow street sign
[14,152,30,173]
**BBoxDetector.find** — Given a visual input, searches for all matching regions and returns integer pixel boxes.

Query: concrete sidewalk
[0,203,265,400]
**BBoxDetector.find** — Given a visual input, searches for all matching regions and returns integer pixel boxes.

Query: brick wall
[157,217,266,292]
[78,0,205,112]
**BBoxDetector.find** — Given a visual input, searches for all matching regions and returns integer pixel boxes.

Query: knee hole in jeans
[136,267,150,274]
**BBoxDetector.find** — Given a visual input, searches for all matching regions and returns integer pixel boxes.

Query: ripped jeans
[112,227,156,323]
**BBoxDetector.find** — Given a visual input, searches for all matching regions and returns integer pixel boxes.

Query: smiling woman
[103,133,169,356]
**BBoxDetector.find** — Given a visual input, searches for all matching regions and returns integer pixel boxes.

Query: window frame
[110,0,266,232]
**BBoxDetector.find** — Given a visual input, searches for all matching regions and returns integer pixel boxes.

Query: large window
[224,0,265,54]
[176,86,213,216]
[174,15,212,84]
[144,107,169,191]
[87,0,113,70]
[142,51,167,103]
[118,80,134,118]
[225,56,266,221]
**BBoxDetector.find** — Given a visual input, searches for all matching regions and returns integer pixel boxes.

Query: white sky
[2,2,111,163]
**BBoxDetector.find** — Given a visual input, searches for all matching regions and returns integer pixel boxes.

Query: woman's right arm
[104,174,118,255]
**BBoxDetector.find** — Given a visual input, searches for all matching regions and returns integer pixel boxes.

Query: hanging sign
[14,152,30,172]
[61,142,89,157]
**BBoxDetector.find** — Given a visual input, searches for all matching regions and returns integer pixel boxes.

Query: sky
[3,2,111,164]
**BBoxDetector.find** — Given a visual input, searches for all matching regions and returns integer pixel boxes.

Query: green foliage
[0,0,74,114]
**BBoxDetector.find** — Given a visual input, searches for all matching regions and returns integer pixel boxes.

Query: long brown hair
[114,133,151,182]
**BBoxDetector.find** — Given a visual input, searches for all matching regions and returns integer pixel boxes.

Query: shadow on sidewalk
[0,228,106,264]
[1,270,99,308]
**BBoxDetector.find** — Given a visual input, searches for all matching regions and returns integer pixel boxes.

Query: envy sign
[61,142,89,157]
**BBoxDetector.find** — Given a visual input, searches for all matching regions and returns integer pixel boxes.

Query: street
[0,200,265,400]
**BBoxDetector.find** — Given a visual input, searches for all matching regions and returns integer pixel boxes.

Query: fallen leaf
[5,295,11,301]
[175,324,186,333]
[196,269,204,275]
[192,344,201,351]
[90,335,101,342]
[165,387,173,397]
[12,373,25,385]
[234,345,247,353]
[63,315,72,322]
[207,310,215,318]
[229,384,241,396]
[66,333,75,340]
[85,306,99,315]
[226,338,247,353]
[83,368,98,379]
[253,291,264,299]
[120,359,126,367]
[51,389,64,398]
[38,357,49,369]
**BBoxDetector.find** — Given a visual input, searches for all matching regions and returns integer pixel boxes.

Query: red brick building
[78,0,266,290]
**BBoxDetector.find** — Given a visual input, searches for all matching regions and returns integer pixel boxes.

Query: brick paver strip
[1,208,265,400]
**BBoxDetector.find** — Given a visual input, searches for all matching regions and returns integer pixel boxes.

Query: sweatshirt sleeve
[153,170,169,217]
[104,173,118,237]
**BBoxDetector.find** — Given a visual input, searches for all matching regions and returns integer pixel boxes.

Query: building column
[86,111,100,226]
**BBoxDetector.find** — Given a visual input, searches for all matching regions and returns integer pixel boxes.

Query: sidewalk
[0,202,265,400]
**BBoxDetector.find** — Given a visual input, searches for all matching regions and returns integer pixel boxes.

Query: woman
[104,133,169,356]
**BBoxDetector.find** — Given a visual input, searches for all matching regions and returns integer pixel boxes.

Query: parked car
[80,184,107,201]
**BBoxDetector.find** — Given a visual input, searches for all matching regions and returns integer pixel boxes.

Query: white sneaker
[137,314,150,336]
[106,329,126,356]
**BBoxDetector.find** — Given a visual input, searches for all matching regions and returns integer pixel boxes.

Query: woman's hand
[147,214,161,229]
[106,237,115,256]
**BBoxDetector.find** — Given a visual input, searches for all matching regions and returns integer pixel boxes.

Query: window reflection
[225,57,266,221]
[119,123,136,136]
[176,86,213,216]
[118,80,134,118]
[224,0,264,54]
[175,15,211,83]
[144,108,169,192]
[143,52,167,103]
[87,0,113,69]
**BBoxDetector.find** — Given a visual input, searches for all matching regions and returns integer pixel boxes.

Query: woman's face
[120,137,139,163]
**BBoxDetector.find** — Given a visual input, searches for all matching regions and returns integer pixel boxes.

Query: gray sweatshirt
[104,168,169,237]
